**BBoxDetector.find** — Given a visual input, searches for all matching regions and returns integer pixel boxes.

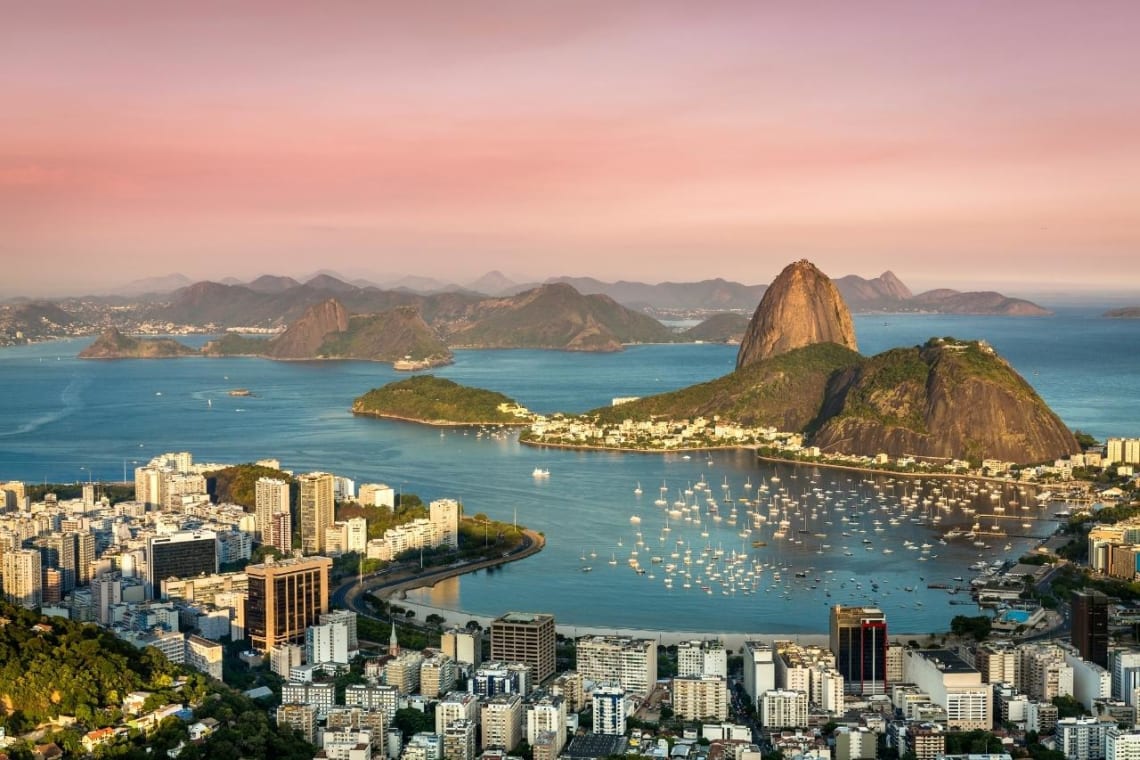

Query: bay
[0,306,1136,633]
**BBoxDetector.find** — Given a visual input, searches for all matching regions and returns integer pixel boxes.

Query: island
[78,326,198,359]
[1104,306,1140,319]
[352,375,536,426]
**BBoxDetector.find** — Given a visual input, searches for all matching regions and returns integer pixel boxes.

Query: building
[592,684,627,735]
[526,693,567,756]
[255,477,290,545]
[550,671,585,713]
[421,654,458,698]
[344,684,399,720]
[907,726,946,760]
[404,732,444,760]
[975,643,1021,685]
[185,634,224,680]
[1057,716,1110,760]
[1107,727,1140,760]
[430,498,461,548]
[576,635,657,696]
[306,621,349,665]
[472,661,531,697]
[834,727,877,760]
[298,472,334,555]
[673,675,728,722]
[270,510,293,554]
[281,681,336,720]
[903,649,992,731]
[436,692,480,735]
[1074,590,1111,668]
[443,719,477,760]
[481,694,524,751]
[2,548,42,608]
[277,703,318,744]
[743,641,776,709]
[490,612,556,684]
[386,650,425,695]
[759,689,808,729]
[443,627,483,668]
[147,531,218,598]
[245,555,331,652]
[1021,644,1075,701]
[359,483,396,508]
[830,605,888,696]
[320,609,359,653]
[678,640,728,678]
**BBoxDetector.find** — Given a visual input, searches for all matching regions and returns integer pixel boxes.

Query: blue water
[0,307,1136,633]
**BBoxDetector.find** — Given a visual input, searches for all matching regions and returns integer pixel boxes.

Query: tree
[394,707,434,736]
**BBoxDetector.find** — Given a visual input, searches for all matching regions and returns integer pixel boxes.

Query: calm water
[0,307,1136,633]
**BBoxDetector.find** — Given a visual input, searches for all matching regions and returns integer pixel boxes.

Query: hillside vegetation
[206,464,295,511]
[353,376,527,425]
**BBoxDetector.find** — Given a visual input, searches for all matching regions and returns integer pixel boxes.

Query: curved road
[332,528,545,623]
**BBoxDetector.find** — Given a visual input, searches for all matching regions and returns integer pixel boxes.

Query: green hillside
[353,375,527,425]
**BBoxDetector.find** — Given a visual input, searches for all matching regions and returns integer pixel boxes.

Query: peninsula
[78,326,198,359]
[352,375,535,426]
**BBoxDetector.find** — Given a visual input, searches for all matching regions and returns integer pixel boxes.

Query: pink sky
[2,1,1139,296]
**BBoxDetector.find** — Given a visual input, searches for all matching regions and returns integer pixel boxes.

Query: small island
[1104,306,1140,319]
[352,375,535,426]
[78,326,198,359]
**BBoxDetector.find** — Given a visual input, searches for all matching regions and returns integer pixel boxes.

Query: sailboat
[634,481,643,496]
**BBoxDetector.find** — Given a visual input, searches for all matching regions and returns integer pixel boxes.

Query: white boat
[532,468,550,478]
[634,482,643,496]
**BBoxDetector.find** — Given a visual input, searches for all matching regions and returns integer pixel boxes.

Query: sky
[2,1,1139,297]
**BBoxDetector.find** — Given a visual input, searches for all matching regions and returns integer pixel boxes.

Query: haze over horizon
[3,1,1139,297]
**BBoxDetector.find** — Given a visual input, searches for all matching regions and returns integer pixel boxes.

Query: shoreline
[351,410,532,428]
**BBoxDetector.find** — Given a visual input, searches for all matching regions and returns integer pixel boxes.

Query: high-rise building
[430,498,461,548]
[245,555,331,652]
[759,689,809,729]
[830,605,888,695]
[592,684,628,735]
[575,635,658,696]
[2,548,42,608]
[525,693,566,756]
[490,612,556,684]
[271,510,293,554]
[1107,727,1140,760]
[743,641,776,709]
[678,640,728,678]
[673,675,729,722]
[298,472,335,555]
[435,692,480,735]
[147,531,218,598]
[903,649,992,731]
[1058,716,1110,760]
[420,654,458,698]
[306,621,349,665]
[255,477,291,545]
[443,719,477,760]
[320,609,359,653]
[481,693,524,751]
[1074,590,1110,667]
[442,627,483,667]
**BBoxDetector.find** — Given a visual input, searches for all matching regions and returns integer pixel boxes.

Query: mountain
[547,276,766,311]
[304,273,360,295]
[114,273,193,296]
[680,313,751,343]
[246,274,302,293]
[467,270,520,296]
[265,298,349,358]
[447,282,674,351]
[1105,307,1140,318]
[736,260,858,369]
[353,375,524,424]
[78,327,197,359]
[318,307,452,364]
[0,301,84,344]
[834,271,913,310]
[593,342,864,432]
[909,290,1051,315]
[811,338,1079,463]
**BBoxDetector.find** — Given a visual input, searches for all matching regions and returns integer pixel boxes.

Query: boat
[532,468,550,478]
[634,482,643,496]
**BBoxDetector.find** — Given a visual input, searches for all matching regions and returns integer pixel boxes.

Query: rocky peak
[736,259,858,369]
[876,270,913,300]
[267,298,349,358]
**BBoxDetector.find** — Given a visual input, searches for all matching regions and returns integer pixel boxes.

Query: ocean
[0,306,1136,633]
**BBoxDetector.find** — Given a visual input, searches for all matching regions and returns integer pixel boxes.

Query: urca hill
[597,259,1078,465]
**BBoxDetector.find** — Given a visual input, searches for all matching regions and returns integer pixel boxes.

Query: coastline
[351,409,531,428]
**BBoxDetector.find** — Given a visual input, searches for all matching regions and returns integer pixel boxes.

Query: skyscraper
[298,472,334,555]
[490,612,556,684]
[246,555,332,652]
[1073,589,1110,667]
[830,605,888,696]
[255,477,291,545]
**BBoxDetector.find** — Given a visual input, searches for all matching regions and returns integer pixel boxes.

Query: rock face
[736,260,858,369]
[811,338,1079,464]
[266,298,349,358]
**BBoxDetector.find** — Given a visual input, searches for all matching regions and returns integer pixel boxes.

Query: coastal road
[331,528,545,622]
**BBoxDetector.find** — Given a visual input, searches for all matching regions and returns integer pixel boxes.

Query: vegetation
[318,309,451,362]
[1052,694,1089,719]
[201,332,270,355]
[833,346,930,432]
[942,731,1005,755]
[353,375,527,425]
[205,463,296,511]
[679,313,750,343]
[336,496,427,540]
[588,342,863,430]
[25,482,134,504]
[78,327,198,359]
[949,615,993,642]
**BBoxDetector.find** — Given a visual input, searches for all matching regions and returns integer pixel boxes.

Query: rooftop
[914,649,978,674]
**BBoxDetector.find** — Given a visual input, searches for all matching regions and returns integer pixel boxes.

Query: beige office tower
[490,612,556,684]
[246,555,332,652]
[255,477,291,545]
[298,472,335,554]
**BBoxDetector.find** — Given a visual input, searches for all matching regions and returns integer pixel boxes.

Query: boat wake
[0,375,90,438]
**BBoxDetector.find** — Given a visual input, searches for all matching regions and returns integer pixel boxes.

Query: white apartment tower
[298,472,335,555]
[592,684,628,735]
[255,477,291,545]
